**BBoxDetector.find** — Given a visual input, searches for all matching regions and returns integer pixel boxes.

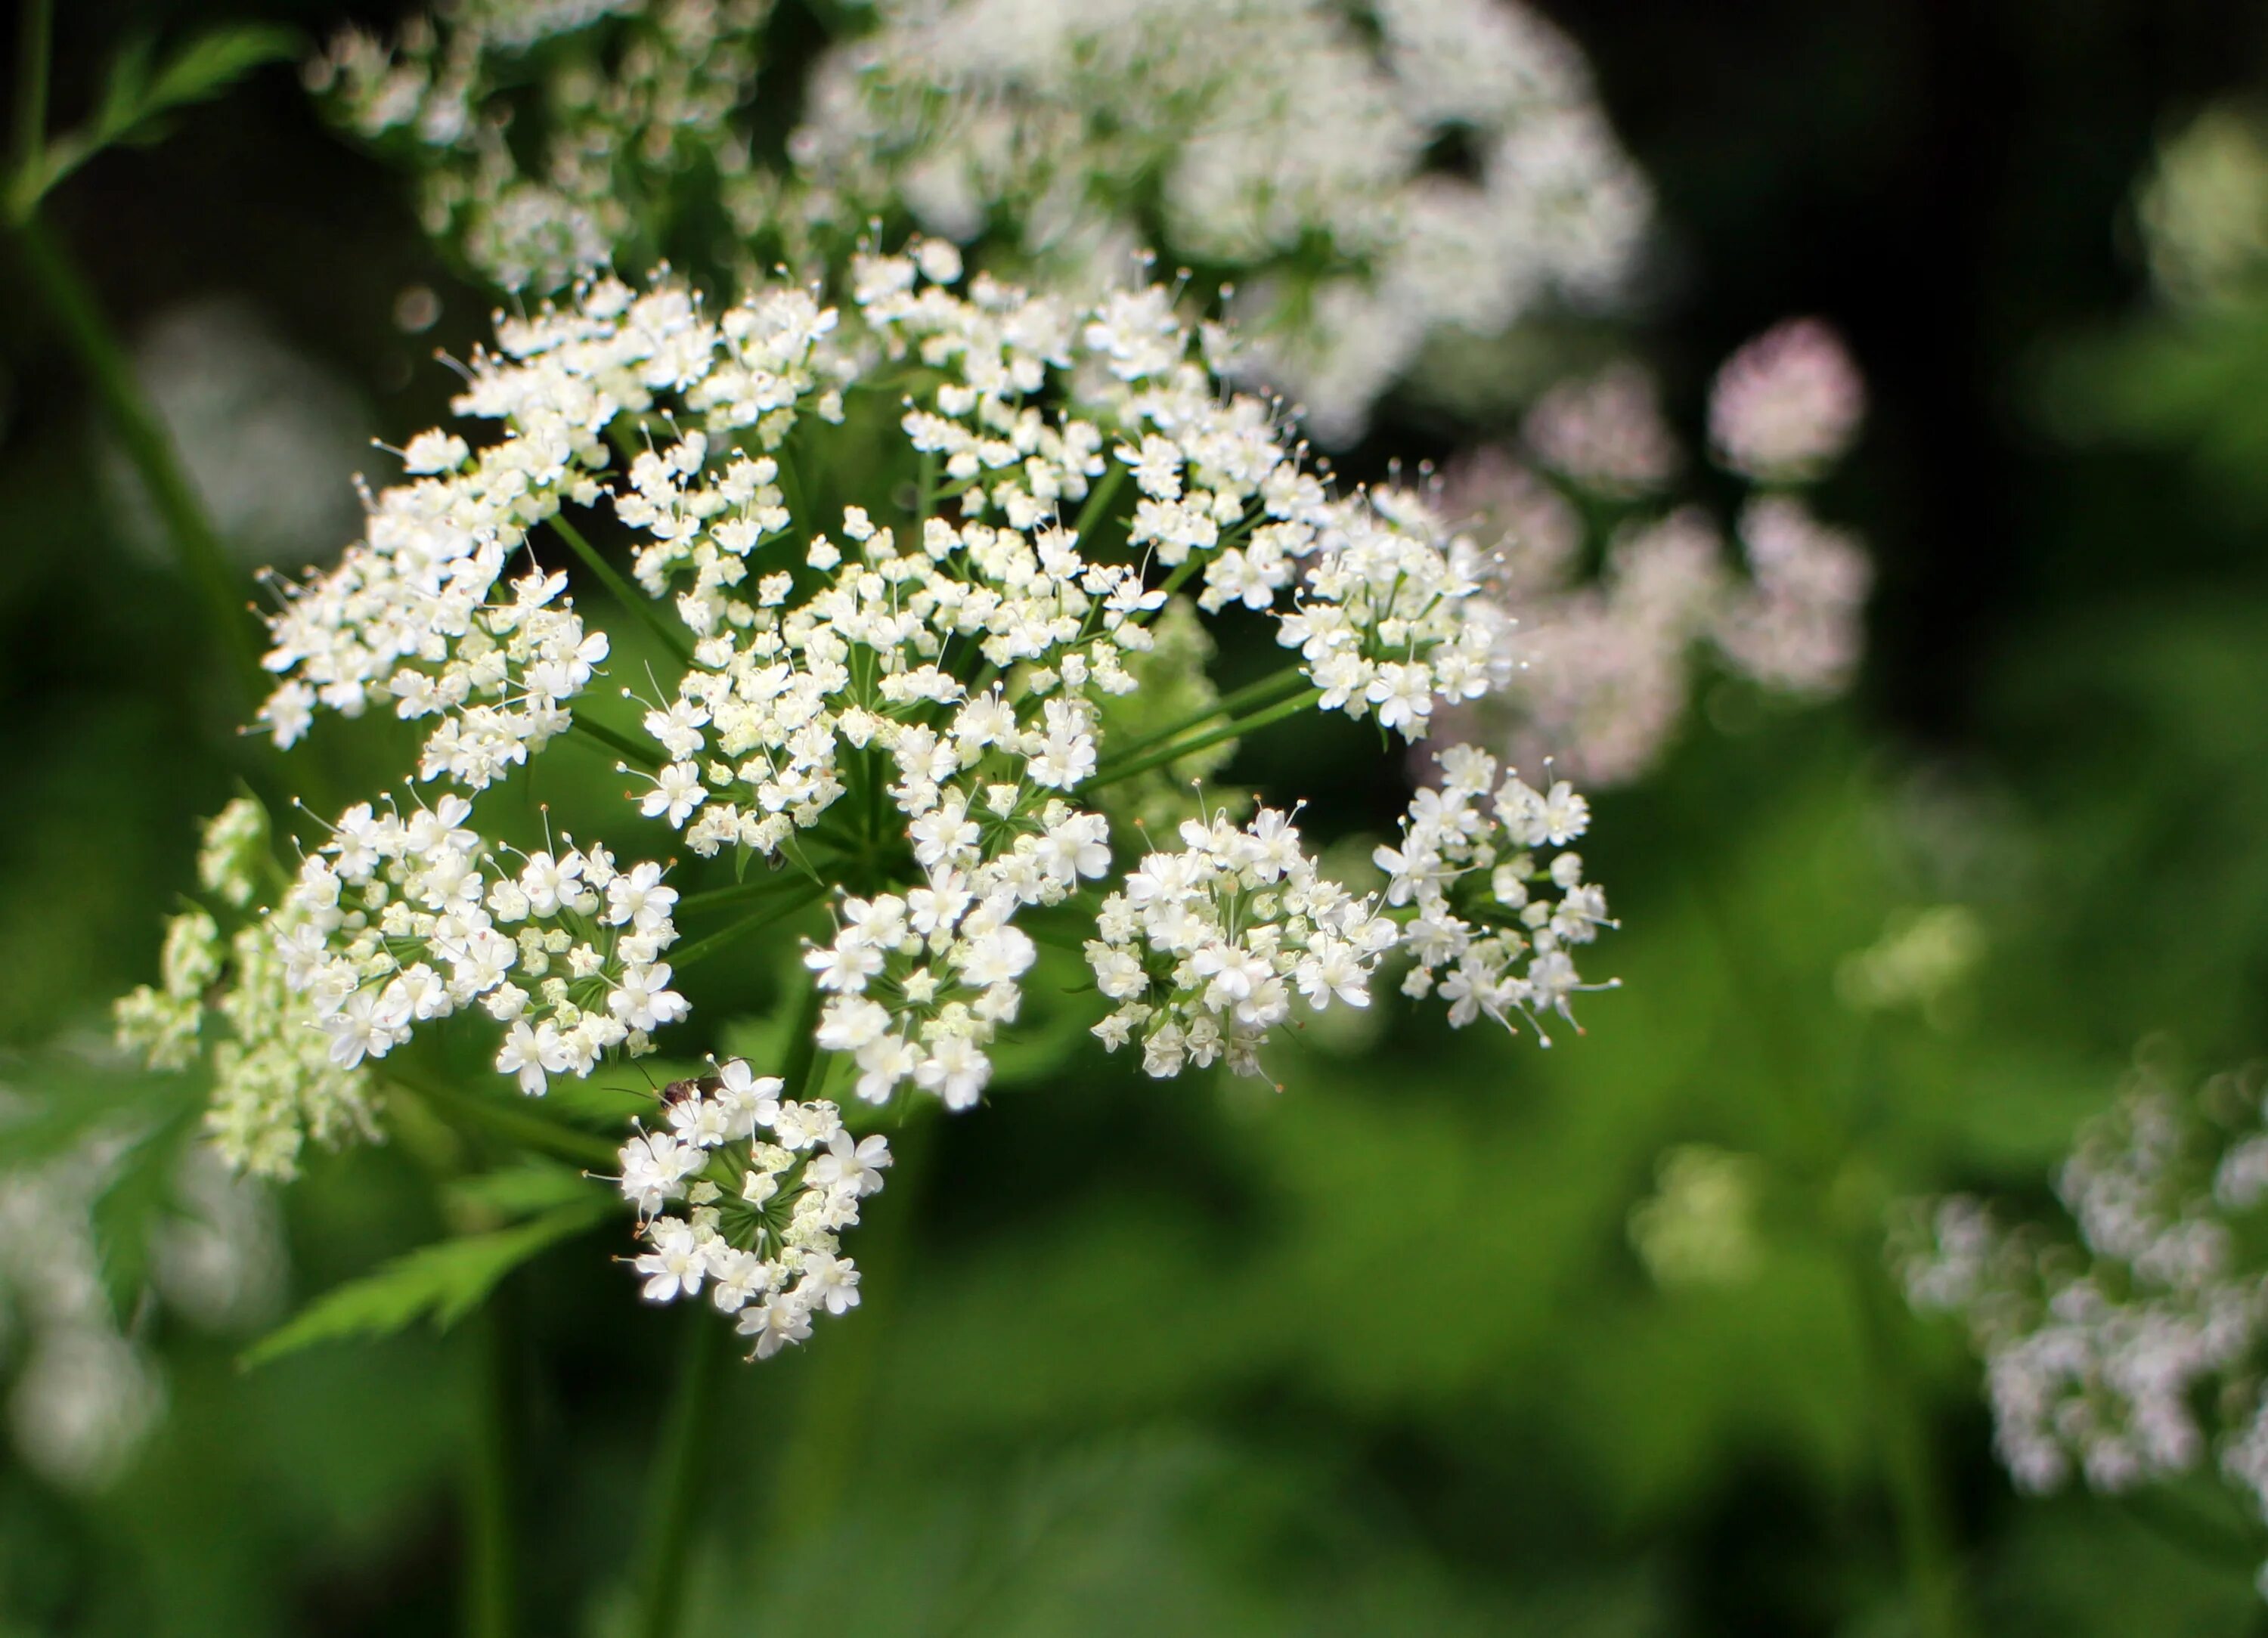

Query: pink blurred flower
[1439,394,1872,787]
[1707,317,1865,483]
[1715,496,1872,695]
[1522,361,1678,497]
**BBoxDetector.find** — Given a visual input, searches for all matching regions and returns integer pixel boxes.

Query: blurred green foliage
[3,0,2268,1633]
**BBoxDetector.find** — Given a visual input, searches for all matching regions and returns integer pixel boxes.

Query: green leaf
[240,1196,612,1370]
[13,26,297,214]
[138,26,299,124]
[88,1104,201,1311]
[446,1160,603,1222]
[91,34,157,141]
[0,1051,200,1170]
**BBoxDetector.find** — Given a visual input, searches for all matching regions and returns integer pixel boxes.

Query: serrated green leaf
[16,26,297,215]
[0,1052,200,1170]
[139,26,299,122]
[446,1160,604,1222]
[241,1196,612,1370]
[88,1104,200,1311]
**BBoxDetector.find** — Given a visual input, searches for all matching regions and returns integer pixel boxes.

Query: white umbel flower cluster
[1900,1055,2268,1593]
[1086,807,1397,1080]
[314,0,1649,438]
[591,247,1504,856]
[617,1061,890,1358]
[282,794,682,1095]
[123,245,1619,1359]
[1377,743,1614,1042]
[253,274,848,777]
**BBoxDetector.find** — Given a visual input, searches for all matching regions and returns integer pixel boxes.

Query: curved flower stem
[1089,686,1325,790]
[668,881,829,971]
[550,516,693,667]
[679,869,832,916]
[1154,555,1204,600]
[2115,1489,2267,1572]
[913,448,940,531]
[1067,460,1124,546]
[565,713,661,773]
[1098,664,1313,771]
[7,215,265,704]
[462,1304,518,1638]
[402,1076,623,1172]
[776,968,828,1101]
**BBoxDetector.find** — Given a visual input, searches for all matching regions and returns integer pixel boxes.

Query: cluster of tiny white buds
[115,799,379,1178]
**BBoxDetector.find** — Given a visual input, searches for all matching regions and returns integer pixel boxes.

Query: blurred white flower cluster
[2136,101,2268,311]
[1441,318,1872,786]
[795,0,1650,438]
[1628,1144,1764,1290]
[0,1101,282,1493]
[311,0,771,292]
[1899,1054,2268,1590]
[119,245,1615,1358]
[312,0,1650,438]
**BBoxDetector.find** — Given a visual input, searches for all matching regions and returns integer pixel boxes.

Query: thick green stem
[629,975,823,1638]
[13,0,50,179]
[550,516,692,666]
[776,1107,934,1544]
[1089,686,1325,790]
[461,1305,517,1638]
[1068,460,1125,546]
[8,215,264,701]
[631,1314,727,1638]
[1848,1243,1976,1638]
